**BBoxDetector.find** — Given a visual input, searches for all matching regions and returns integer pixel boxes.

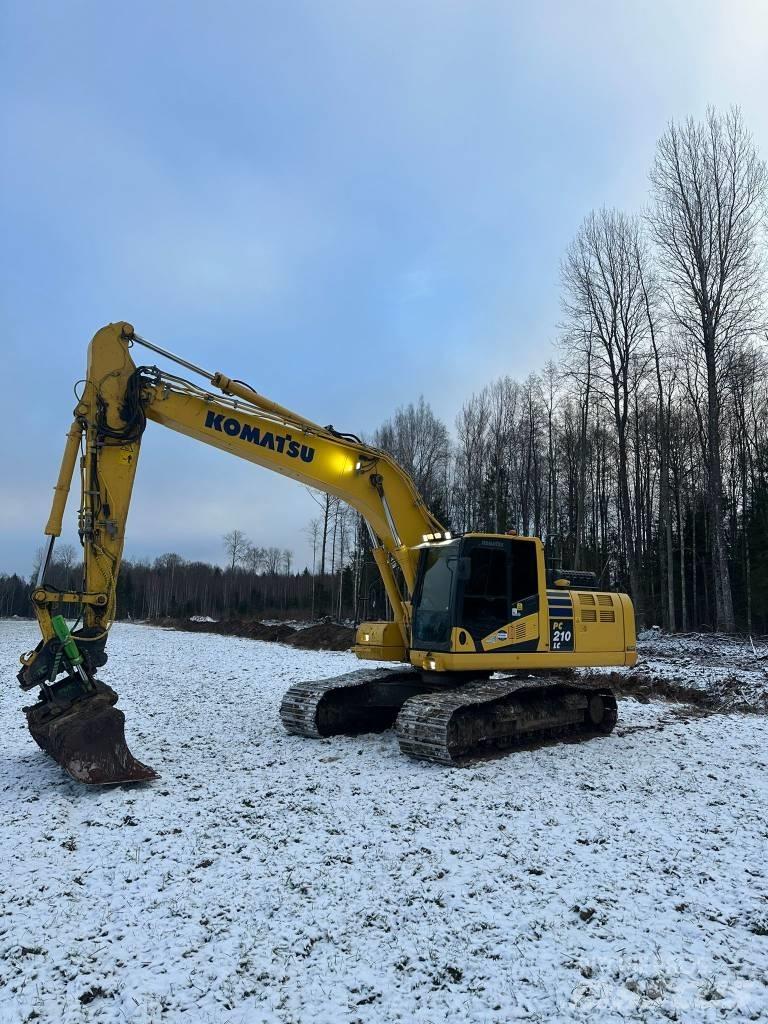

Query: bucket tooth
[24,681,157,785]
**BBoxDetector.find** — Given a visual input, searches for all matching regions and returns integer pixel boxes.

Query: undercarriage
[280,669,617,765]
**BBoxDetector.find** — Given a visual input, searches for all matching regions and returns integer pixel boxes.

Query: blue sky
[2,1,767,576]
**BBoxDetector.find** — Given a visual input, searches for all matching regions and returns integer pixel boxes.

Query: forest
[381,108,768,634]
[1,108,766,633]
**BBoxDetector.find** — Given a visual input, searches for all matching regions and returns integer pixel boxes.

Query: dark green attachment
[51,614,84,668]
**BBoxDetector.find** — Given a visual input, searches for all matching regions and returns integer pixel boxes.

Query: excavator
[18,322,637,784]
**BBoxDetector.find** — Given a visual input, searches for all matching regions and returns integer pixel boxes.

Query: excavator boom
[19,322,443,782]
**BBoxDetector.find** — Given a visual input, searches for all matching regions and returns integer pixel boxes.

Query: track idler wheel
[584,688,618,734]
[24,681,157,785]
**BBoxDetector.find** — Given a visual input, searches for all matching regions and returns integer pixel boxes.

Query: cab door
[457,537,541,652]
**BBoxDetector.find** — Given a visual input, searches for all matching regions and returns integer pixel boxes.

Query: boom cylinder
[371,546,408,646]
[44,420,83,537]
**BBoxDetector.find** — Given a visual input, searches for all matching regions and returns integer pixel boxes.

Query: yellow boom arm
[27,322,446,659]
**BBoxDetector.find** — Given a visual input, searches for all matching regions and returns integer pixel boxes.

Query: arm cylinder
[213,373,329,435]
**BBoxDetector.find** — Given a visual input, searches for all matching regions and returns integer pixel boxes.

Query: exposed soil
[152,616,356,651]
[584,669,768,715]
[287,621,357,650]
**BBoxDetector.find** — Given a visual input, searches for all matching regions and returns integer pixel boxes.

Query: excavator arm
[18,322,447,782]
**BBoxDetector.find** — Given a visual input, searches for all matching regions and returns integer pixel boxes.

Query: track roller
[396,678,617,765]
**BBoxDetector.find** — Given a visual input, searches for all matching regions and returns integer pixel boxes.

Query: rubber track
[279,667,414,737]
[396,678,617,765]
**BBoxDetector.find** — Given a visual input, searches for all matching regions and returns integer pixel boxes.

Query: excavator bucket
[24,682,157,785]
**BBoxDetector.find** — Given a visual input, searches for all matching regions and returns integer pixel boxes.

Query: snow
[1,620,767,1023]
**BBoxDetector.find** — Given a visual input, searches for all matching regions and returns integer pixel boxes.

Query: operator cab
[411,534,541,653]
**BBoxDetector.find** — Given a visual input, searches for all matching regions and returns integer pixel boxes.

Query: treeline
[0,504,384,623]
[0,546,363,622]
[3,107,766,634]
[374,108,768,634]
[0,574,29,617]
[113,554,359,621]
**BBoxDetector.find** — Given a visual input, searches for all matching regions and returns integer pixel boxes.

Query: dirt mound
[271,623,300,642]
[286,622,355,651]
[152,617,353,651]
[239,621,298,642]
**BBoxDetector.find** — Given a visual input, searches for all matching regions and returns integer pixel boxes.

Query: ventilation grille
[514,620,529,641]
[581,609,597,623]
[578,593,596,606]
[597,594,613,607]
[600,610,616,623]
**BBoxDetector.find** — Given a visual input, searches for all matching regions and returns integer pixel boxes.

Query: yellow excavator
[18,322,637,784]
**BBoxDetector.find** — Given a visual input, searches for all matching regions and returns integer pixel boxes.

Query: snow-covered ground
[1,621,766,1023]
[634,630,768,706]
[585,629,768,712]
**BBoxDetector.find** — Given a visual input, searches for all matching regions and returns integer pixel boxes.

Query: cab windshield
[412,541,459,648]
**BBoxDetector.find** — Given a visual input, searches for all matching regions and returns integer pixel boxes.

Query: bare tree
[222,529,249,571]
[243,543,265,575]
[453,389,489,531]
[304,516,321,619]
[375,396,451,517]
[563,336,594,570]
[304,518,321,573]
[485,377,518,532]
[305,489,339,579]
[638,264,675,629]
[562,208,653,620]
[263,546,282,575]
[57,543,78,588]
[648,106,767,631]
[539,360,563,560]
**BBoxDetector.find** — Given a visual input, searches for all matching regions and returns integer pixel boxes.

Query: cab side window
[509,541,538,604]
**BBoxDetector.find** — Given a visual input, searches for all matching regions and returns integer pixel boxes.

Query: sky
[1,0,767,577]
